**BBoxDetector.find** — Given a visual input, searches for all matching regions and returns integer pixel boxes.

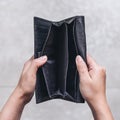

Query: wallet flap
[74,17,86,62]
[34,17,52,58]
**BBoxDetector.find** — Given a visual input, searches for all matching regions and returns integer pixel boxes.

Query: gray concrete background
[0,0,120,119]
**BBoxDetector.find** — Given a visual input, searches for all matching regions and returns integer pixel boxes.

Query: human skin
[0,54,114,120]
[0,55,48,120]
[76,55,114,120]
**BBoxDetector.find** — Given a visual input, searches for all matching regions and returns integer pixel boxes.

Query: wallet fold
[34,16,86,103]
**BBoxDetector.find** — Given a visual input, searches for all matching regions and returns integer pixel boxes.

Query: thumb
[30,55,48,73]
[76,55,90,80]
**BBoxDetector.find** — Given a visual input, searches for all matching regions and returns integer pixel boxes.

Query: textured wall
[0,0,120,120]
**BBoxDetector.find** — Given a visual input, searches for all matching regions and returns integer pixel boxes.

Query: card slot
[35,67,50,103]
[37,53,58,98]
[73,17,86,102]
[35,21,56,99]
[38,24,59,97]
[76,72,85,103]
[66,21,77,99]
[42,59,58,98]
[74,17,86,61]
[55,23,69,96]
[34,17,53,103]
[34,17,52,54]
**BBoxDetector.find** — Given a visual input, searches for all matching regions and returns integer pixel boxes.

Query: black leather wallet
[34,16,87,103]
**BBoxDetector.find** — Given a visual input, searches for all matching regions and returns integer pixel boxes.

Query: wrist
[0,86,28,120]
[87,96,111,118]
[14,86,32,105]
[88,97,114,120]
[87,95,108,111]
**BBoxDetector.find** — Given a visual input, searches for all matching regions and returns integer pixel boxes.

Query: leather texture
[34,16,87,103]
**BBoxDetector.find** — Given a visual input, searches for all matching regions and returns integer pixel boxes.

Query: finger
[87,54,98,70]
[76,55,90,80]
[30,55,48,73]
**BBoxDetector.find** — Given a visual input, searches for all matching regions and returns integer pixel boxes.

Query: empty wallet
[34,16,87,103]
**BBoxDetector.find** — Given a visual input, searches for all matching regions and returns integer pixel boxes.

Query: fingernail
[76,55,82,63]
[39,55,47,61]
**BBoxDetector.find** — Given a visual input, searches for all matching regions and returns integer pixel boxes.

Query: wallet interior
[34,16,86,103]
